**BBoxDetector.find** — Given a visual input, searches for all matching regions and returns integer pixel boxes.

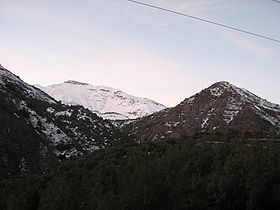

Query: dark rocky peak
[196,81,243,98]
[64,80,89,86]
[0,64,21,82]
[0,65,55,103]
[182,81,278,110]
[123,82,280,142]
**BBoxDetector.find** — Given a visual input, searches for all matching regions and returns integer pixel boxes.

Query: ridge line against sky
[0,0,279,106]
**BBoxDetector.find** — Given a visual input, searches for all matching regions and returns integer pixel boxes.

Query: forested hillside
[1,135,280,210]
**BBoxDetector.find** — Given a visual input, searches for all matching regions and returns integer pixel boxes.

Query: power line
[272,0,280,4]
[128,0,280,43]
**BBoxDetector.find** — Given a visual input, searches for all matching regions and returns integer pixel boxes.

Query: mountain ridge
[36,81,166,120]
[0,65,124,177]
[2,63,280,176]
[122,81,280,142]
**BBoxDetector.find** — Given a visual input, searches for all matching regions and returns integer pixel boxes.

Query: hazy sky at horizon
[0,0,280,106]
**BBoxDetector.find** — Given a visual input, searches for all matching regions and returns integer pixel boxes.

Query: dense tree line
[1,136,280,210]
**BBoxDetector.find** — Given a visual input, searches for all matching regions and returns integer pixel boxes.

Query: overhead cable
[128,0,280,43]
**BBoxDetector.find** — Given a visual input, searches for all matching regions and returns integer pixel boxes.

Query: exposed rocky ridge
[122,81,280,142]
[0,65,124,177]
[36,81,166,120]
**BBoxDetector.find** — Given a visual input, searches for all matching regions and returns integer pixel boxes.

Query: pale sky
[0,0,280,106]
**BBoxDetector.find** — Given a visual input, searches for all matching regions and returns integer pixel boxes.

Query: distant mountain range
[36,81,166,120]
[1,63,280,177]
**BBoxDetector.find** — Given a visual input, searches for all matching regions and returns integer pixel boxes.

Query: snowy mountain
[0,65,123,177]
[123,81,280,142]
[2,61,279,177]
[36,81,166,120]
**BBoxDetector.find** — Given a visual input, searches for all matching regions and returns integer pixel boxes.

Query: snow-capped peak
[209,81,279,110]
[37,81,166,120]
[203,81,280,126]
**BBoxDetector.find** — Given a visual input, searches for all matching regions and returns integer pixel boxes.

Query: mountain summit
[37,81,166,120]
[123,81,280,141]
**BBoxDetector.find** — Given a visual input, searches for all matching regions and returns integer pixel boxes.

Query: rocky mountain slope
[2,62,280,177]
[123,81,280,142]
[0,65,123,177]
[36,81,166,120]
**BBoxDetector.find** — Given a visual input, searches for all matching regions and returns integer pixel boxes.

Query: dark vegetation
[0,80,124,178]
[1,135,280,210]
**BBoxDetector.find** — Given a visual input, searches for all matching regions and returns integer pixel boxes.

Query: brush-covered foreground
[1,135,280,210]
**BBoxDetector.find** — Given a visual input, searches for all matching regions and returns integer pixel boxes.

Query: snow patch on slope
[223,97,244,124]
